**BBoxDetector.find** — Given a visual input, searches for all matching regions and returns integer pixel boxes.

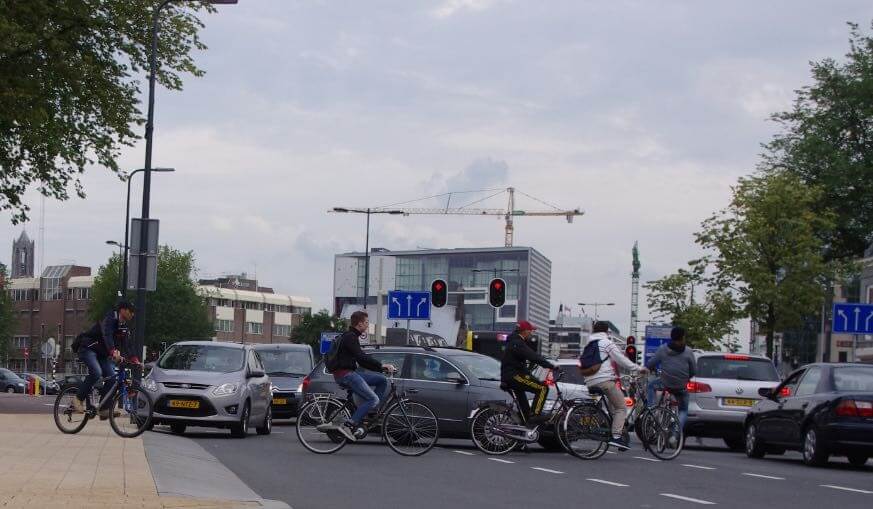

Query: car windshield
[258,350,312,376]
[451,354,501,381]
[1,369,23,381]
[158,345,245,373]
[696,356,779,381]
[833,367,873,392]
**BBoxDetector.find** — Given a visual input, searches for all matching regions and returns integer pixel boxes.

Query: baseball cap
[517,320,537,331]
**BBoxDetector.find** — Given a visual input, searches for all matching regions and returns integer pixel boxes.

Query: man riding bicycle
[500,321,558,428]
[325,311,396,442]
[645,326,695,431]
[73,301,135,419]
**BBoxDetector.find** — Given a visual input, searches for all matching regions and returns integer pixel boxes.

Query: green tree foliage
[645,261,740,351]
[764,21,873,259]
[0,0,213,223]
[291,310,348,358]
[695,172,839,358]
[89,246,212,354]
[0,265,14,364]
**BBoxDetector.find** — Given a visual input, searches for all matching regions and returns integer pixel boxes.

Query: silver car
[684,352,781,450]
[142,341,272,438]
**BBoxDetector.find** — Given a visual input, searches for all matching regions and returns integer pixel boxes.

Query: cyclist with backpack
[324,311,396,442]
[579,321,648,451]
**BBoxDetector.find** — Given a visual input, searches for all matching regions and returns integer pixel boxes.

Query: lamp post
[105,240,124,297]
[578,301,615,321]
[329,207,406,309]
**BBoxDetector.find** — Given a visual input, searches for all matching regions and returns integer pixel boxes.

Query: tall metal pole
[363,208,370,309]
[122,170,139,300]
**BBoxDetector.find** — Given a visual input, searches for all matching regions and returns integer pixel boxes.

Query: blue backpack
[579,340,605,376]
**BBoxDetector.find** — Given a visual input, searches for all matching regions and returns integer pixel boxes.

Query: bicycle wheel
[470,407,519,455]
[644,406,683,460]
[382,400,439,456]
[562,403,610,459]
[53,385,89,434]
[109,385,154,438]
[296,398,351,454]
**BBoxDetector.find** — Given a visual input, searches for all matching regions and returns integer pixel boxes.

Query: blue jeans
[647,379,689,430]
[77,348,116,410]
[338,371,388,426]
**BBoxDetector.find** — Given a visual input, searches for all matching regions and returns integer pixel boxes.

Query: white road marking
[742,473,784,480]
[43,403,54,406]
[682,464,716,470]
[587,478,629,487]
[821,485,873,494]
[605,450,616,454]
[452,450,475,456]
[488,458,514,464]
[531,467,564,474]
[660,493,716,505]
[634,456,661,462]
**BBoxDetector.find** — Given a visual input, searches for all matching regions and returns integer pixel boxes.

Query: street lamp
[578,301,615,320]
[329,207,406,308]
[106,240,124,297]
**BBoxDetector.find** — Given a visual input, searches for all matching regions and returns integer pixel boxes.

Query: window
[451,354,500,381]
[779,370,805,399]
[242,301,262,310]
[408,355,464,382]
[364,352,407,375]
[11,289,30,302]
[13,336,28,348]
[272,324,290,337]
[214,319,234,333]
[695,357,780,381]
[258,349,312,375]
[838,351,848,363]
[833,367,873,392]
[264,304,275,312]
[795,367,822,397]
[159,344,245,373]
[498,304,517,319]
[246,322,262,334]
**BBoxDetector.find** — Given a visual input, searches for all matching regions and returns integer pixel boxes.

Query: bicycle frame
[307,374,405,433]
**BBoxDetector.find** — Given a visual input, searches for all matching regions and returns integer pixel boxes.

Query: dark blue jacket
[82,310,128,357]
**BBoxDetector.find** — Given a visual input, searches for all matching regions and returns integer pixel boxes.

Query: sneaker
[71,397,85,414]
[609,436,630,451]
[316,423,337,433]
[336,422,358,442]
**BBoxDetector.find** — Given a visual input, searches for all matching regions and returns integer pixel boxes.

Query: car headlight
[141,378,158,392]
[270,383,278,394]
[212,383,239,396]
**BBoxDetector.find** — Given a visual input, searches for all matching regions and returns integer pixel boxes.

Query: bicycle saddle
[587,386,605,396]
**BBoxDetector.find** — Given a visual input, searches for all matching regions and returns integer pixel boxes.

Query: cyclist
[645,326,695,432]
[72,301,135,419]
[325,310,396,442]
[583,321,648,451]
[500,320,558,428]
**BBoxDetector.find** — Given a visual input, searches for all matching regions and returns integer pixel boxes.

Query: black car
[0,368,27,393]
[744,362,873,467]
[253,343,314,419]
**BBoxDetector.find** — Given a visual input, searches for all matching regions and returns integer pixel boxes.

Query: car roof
[361,345,480,356]
[694,351,772,360]
[252,343,311,351]
[171,340,247,349]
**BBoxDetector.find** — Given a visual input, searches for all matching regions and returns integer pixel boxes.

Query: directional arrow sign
[832,302,873,334]
[387,291,431,320]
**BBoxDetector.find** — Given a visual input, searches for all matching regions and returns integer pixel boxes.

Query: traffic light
[431,279,447,308]
[23,348,29,359]
[488,278,506,308]
[625,336,638,364]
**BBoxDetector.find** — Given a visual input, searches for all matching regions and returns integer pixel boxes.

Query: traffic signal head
[488,278,506,308]
[431,279,447,308]
[625,345,638,364]
[626,335,635,346]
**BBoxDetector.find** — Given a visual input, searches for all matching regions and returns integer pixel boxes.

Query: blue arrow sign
[644,325,673,366]
[387,291,431,320]
[832,302,873,334]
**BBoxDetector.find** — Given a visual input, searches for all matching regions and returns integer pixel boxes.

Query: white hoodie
[583,332,642,387]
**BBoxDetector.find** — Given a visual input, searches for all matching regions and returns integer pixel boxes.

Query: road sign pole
[406,319,410,345]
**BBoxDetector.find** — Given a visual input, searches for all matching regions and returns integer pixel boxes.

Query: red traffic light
[626,335,635,345]
[488,278,506,308]
[431,279,448,308]
[23,348,29,358]
[625,345,638,363]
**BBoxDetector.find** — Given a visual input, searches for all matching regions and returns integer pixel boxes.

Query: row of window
[214,320,291,337]
[207,298,310,315]
[8,288,91,301]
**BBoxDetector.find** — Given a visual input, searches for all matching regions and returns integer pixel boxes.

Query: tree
[645,261,740,351]
[291,310,348,358]
[0,265,14,365]
[764,21,873,260]
[0,0,214,223]
[695,171,840,359]
[89,246,212,355]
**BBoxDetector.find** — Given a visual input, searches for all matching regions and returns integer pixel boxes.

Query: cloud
[430,0,504,19]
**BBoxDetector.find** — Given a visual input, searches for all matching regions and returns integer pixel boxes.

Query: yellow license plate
[273,398,288,405]
[724,398,755,407]
[168,400,200,409]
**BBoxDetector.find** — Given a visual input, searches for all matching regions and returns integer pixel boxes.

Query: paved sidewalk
[0,414,259,508]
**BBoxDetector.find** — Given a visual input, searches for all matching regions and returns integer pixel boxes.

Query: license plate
[723,398,755,407]
[168,400,200,409]
[273,398,288,405]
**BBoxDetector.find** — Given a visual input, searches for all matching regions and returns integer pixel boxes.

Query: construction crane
[629,241,641,340]
[332,187,583,247]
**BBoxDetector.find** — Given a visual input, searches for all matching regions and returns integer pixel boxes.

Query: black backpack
[70,321,100,354]
[579,339,605,377]
[324,335,344,373]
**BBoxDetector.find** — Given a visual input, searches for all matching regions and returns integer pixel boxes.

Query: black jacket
[81,310,128,357]
[500,332,554,381]
[331,328,383,373]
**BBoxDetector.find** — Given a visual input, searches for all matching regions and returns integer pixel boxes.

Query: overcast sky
[3,0,872,343]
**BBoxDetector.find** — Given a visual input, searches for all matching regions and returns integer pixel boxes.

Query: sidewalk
[0,414,258,508]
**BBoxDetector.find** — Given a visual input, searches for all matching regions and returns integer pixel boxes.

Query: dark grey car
[303,346,510,438]
[253,343,314,419]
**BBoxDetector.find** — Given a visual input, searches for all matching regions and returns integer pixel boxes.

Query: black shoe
[608,436,630,451]
[526,414,550,427]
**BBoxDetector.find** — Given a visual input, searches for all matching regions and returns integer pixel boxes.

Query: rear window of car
[258,349,312,376]
[833,367,873,392]
[159,345,245,373]
[696,356,779,381]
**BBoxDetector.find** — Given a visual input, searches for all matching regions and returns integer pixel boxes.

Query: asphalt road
[0,392,55,413]
[171,420,872,509]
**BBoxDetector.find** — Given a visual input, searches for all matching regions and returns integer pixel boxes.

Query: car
[681,352,781,450]
[534,358,590,406]
[142,341,273,438]
[303,345,511,439]
[0,369,27,393]
[60,374,87,390]
[744,362,873,467]
[252,343,314,419]
[16,373,60,395]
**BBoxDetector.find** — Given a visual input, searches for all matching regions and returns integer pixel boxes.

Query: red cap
[517,320,537,331]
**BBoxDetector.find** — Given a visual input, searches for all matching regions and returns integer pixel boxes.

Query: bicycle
[469,369,582,456]
[53,359,154,438]
[296,371,439,456]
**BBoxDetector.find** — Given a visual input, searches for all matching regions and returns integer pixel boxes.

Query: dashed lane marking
[634,456,661,462]
[586,478,629,487]
[682,464,716,470]
[531,467,564,474]
[820,485,873,494]
[742,473,784,480]
[660,493,716,505]
[452,450,475,456]
[488,458,514,464]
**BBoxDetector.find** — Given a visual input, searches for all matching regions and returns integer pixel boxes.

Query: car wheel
[847,454,868,468]
[170,423,186,435]
[231,402,250,438]
[256,405,272,436]
[724,436,745,451]
[802,425,829,467]
[745,423,766,459]
[6,386,15,393]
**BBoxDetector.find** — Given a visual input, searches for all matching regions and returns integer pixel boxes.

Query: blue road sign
[387,291,431,320]
[319,332,341,355]
[832,302,873,334]
[644,325,673,366]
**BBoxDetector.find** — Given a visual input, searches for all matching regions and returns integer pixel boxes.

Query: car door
[782,366,823,445]
[758,369,804,443]
[405,353,469,435]
[247,350,269,421]
[362,351,408,400]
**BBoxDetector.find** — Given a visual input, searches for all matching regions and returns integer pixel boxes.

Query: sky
[3,0,872,344]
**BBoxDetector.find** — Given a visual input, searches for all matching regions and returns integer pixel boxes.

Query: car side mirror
[758,387,774,399]
[446,373,466,385]
[248,370,265,378]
